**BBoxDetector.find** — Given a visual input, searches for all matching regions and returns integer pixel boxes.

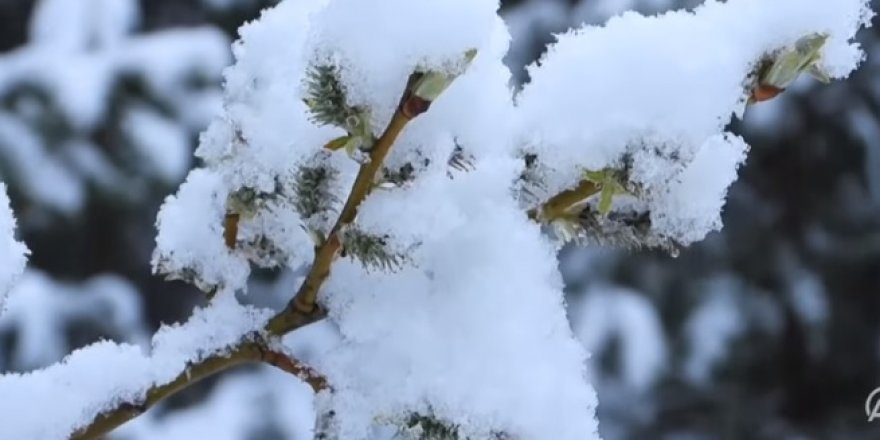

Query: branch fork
[75,55,476,438]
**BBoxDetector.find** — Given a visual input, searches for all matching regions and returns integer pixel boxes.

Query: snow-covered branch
[0,0,874,439]
[266,56,476,335]
[72,328,328,439]
[75,30,478,440]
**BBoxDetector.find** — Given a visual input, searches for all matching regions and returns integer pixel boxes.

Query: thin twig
[259,346,331,392]
[73,76,429,440]
[528,179,601,222]
[224,213,240,249]
[265,74,427,336]
[70,338,328,440]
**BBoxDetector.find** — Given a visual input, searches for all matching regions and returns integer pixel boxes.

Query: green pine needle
[304,64,362,129]
[340,228,407,272]
[293,160,339,220]
[556,206,681,255]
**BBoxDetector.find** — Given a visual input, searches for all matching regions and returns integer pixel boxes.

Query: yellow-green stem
[529,179,601,222]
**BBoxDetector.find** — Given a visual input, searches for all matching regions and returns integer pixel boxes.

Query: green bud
[583,169,628,215]
[411,49,478,102]
[760,34,829,90]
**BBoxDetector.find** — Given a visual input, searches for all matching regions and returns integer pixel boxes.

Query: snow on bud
[412,49,478,102]
[518,0,871,248]
[752,34,830,102]
[402,49,479,120]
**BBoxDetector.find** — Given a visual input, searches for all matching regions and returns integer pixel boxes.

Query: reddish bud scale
[401,95,432,119]
[751,84,784,102]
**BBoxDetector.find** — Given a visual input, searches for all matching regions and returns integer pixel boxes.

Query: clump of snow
[320,161,598,439]
[197,0,337,187]
[517,0,873,245]
[647,134,749,244]
[354,35,518,251]
[153,170,250,292]
[0,183,27,311]
[157,0,333,286]
[173,0,515,276]
[307,0,502,125]
[0,294,272,439]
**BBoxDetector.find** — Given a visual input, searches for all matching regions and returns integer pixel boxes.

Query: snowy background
[0,0,879,438]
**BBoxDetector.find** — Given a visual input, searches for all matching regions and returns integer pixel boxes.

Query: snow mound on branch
[308,0,502,124]
[161,0,516,284]
[0,295,271,439]
[153,170,251,292]
[321,163,599,439]
[517,0,872,244]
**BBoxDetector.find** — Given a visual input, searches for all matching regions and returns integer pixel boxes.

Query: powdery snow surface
[320,163,598,439]
[0,294,271,439]
[0,184,27,311]
[307,0,501,125]
[517,0,873,245]
[153,169,251,292]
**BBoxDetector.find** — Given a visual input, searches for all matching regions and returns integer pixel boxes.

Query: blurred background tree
[0,0,879,438]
